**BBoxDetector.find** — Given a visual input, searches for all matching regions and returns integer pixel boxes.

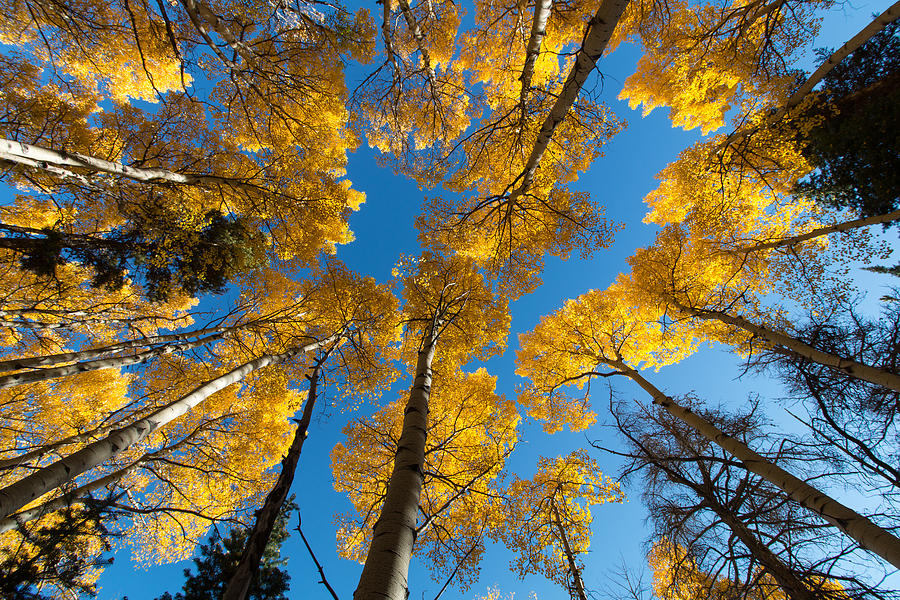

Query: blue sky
[87,1,899,598]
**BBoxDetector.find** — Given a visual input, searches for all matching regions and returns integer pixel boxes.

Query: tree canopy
[1,0,899,599]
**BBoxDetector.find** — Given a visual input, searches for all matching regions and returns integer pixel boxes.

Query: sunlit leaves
[499,451,623,596]
[333,368,518,590]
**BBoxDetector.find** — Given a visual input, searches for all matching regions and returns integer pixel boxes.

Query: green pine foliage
[795,20,900,218]
[153,501,295,600]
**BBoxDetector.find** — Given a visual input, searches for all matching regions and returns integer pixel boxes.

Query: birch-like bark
[672,302,900,393]
[0,326,230,372]
[0,423,205,533]
[223,360,323,600]
[177,0,260,68]
[0,422,119,471]
[396,0,436,83]
[519,0,553,104]
[0,333,223,389]
[722,0,900,149]
[0,138,247,189]
[738,209,900,254]
[381,0,402,81]
[0,336,335,519]
[0,461,141,534]
[712,498,818,600]
[551,501,588,600]
[614,361,900,570]
[353,326,438,600]
[511,0,628,195]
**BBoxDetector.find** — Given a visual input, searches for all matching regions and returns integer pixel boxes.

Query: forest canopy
[0,0,898,599]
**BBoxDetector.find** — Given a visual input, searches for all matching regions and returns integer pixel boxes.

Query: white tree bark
[353,327,438,600]
[396,0,436,82]
[673,302,900,393]
[0,336,335,519]
[616,362,900,570]
[722,0,900,149]
[0,460,142,534]
[0,333,223,389]
[738,209,900,253]
[0,138,242,188]
[519,0,554,104]
[512,0,628,195]
[0,326,230,372]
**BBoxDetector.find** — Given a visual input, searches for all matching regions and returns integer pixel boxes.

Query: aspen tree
[336,368,517,592]
[0,335,337,520]
[499,452,623,600]
[517,285,900,569]
[609,404,856,600]
[352,252,509,600]
[224,260,401,600]
[223,358,325,600]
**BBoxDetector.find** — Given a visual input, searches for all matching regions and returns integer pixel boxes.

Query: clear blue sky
[92,1,899,598]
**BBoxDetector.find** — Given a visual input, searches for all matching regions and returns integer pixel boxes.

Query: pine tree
[794,20,900,218]
[154,501,295,600]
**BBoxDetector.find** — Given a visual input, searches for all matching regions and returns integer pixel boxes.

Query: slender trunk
[615,361,900,570]
[519,0,554,104]
[672,302,900,393]
[396,0,435,82]
[353,327,438,600]
[0,336,335,519]
[512,0,628,195]
[381,0,401,81]
[739,209,900,253]
[223,361,323,600]
[0,137,238,188]
[0,442,181,533]
[0,326,230,372]
[0,461,138,534]
[178,0,259,68]
[654,458,818,600]
[0,333,223,389]
[0,422,119,471]
[0,425,201,533]
[769,0,900,124]
[551,500,588,600]
[713,500,818,600]
[722,1,900,149]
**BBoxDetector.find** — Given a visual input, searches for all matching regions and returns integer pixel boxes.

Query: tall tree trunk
[0,333,224,389]
[353,326,438,600]
[223,359,324,600]
[0,325,230,372]
[551,500,589,600]
[0,336,336,519]
[0,430,195,533]
[0,137,243,188]
[712,499,818,600]
[178,0,259,68]
[671,302,900,393]
[396,0,436,82]
[519,0,554,104]
[613,361,900,570]
[0,421,120,472]
[512,0,628,195]
[648,453,819,600]
[738,208,900,253]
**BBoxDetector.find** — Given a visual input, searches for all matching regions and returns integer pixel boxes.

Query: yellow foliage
[333,368,518,590]
[499,451,623,593]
